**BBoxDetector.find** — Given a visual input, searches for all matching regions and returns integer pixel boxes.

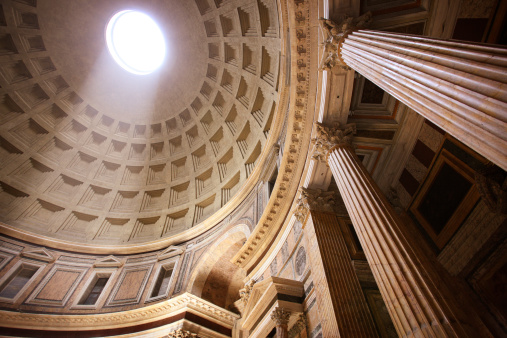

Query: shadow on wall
[187,224,250,313]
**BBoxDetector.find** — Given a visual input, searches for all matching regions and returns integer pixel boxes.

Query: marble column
[296,189,378,337]
[320,16,507,170]
[312,122,491,337]
[271,307,291,338]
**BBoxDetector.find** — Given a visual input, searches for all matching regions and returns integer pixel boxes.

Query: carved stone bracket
[319,12,372,71]
[311,122,356,162]
[166,329,197,338]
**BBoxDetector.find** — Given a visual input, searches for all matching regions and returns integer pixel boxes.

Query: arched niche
[187,224,250,311]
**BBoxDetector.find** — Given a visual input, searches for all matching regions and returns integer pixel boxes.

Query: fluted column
[296,188,378,337]
[320,16,507,170]
[312,123,489,337]
[271,307,291,338]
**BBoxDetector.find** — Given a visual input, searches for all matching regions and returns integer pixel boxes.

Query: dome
[0,0,282,246]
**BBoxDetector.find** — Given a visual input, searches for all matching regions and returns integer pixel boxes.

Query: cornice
[0,292,239,331]
[232,0,317,271]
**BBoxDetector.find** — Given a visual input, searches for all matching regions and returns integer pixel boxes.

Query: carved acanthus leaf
[271,307,291,326]
[311,122,356,161]
[239,279,256,304]
[319,12,373,71]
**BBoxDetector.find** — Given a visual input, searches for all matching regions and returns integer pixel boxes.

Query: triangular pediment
[242,279,270,319]
[242,277,305,331]
[21,247,55,263]
[94,255,122,268]
[158,245,184,261]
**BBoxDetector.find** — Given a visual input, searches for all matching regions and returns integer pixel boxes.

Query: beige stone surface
[340,30,507,170]
[0,0,283,246]
[327,142,492,337]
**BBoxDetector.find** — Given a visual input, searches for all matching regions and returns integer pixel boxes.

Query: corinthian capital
[294,188,346,219]
[311,122,356,161]
[319,12,372,71]
[271,307,291,326]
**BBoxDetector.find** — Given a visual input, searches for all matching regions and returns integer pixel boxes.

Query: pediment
[20,247,55,263]
[158,245,184,261]
[94,255,122,268]
[242,277,304,331]
[242,278,273,319]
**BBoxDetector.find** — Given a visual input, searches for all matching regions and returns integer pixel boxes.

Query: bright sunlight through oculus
[106,10,166,75]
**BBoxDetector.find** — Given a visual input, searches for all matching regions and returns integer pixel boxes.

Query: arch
[187,224,250,310]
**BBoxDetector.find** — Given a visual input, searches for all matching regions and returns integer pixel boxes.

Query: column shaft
[327,145,489,337]
[339,30,507,170]
[304,210,378,337]
[276,324,288,338]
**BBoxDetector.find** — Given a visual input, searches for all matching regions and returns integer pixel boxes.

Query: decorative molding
[94,255,123,268]
[239,279,256,304]
[167,329,198,338]
[106,264,152,306]
[0,292,239,331]
[233,0,309,269]
[158,245,185,261]
[20,247,55,263]
[25,264,87,307]
[242,277,304,331]
[311,122,356,161]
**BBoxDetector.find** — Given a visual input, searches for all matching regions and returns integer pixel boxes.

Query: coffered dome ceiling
[0,0,282,245]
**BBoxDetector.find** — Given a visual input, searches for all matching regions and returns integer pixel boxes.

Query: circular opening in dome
[106,10,166,75]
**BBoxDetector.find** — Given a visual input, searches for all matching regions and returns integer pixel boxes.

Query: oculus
[106,10,166,75]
